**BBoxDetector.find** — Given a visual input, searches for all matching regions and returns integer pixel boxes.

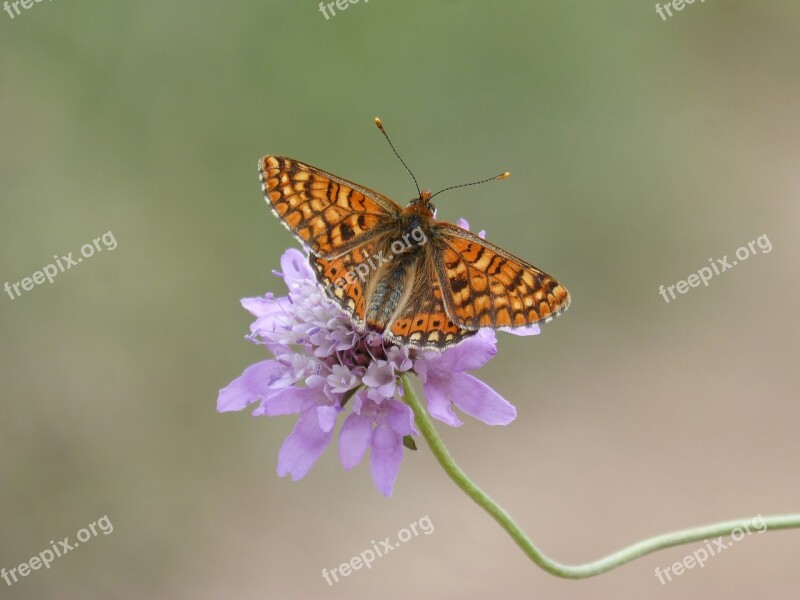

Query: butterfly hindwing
[433,223,570,330]
[259,156,401,258]
[384,253,476,350]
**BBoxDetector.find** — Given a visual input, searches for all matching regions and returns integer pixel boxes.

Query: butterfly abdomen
[365,249,419,331]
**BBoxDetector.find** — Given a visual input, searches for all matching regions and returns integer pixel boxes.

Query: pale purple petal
[370,425,403,497]
[281,249,315,288]
[367,387,393,403]
[243,296,293,337]
[413,357,429,383]
[363,360,396,398]
[386,346,412,372]
[455,218,485,239]
[447,372,516,425]
[387,400,417,436]
[351,391,366,414]
[339,412,372,469]
[500,323,541,337]
[326,364,358,394]
[255,386,321,416]
[310,329,338,357]
[241,293,287,317]
[328,325,358,351]
[423,376,464,427]
[277,408,334,480]
[217,360,286,412]
[317,405,340,433]
[428,329,497,373]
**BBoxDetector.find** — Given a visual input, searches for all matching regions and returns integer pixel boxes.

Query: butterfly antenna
[429,171,510,201]
[374,117,422,197]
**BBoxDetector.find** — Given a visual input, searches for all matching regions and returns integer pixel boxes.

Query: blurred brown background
[1,1,798,598]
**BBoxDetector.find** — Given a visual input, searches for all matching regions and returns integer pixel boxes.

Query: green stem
[399,373,800,579]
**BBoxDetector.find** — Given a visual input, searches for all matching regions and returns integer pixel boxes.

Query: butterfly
[258,120,570,350]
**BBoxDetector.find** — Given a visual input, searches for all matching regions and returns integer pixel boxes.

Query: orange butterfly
[258,118,570,350]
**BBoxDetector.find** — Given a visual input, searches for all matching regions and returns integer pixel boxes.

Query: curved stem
[399,373,800,579]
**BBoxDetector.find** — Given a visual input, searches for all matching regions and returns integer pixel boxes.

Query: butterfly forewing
[259,156,400,258]
[433,223,570,329]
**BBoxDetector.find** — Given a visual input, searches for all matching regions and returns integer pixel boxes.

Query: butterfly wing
[311,232,477,350]
[383,251,477,349]
[259,155,401,258]
[309,235,390,330]
[433,223,570,330]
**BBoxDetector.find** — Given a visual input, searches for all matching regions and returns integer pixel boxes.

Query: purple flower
[217,240,538,496]
[339,392,417,496]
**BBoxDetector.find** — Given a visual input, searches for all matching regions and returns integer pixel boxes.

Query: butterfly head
[407,190,437,218]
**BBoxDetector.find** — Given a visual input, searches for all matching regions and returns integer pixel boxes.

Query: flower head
[218,237,536,496]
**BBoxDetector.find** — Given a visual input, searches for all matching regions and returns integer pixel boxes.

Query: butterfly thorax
[364,213,433,331]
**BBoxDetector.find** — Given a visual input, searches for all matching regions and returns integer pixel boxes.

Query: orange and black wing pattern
[309,235,390,329]
[433,223,570,330]
[385,255,476,349]
[259,156,401,258]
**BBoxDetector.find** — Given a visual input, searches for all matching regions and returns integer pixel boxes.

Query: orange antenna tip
[499,171,510,179]
[374,117,384,131]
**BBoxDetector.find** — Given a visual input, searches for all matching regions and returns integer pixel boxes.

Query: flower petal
[428,329,497,373]
[500,323,541,337]
[241,293,288,317]
[217,360,285,413]
[339,412,372,469]
[254,386,321,416]
[317,405,340,433]
[281,248,315,288]
[369,425,403,497]
[386,346,413,372]
[277,408,334,481]
[249,299,292,334]
[447,372,516,425]
[387,400,417,436]
[455,217,485,239]
[423,377,463,427]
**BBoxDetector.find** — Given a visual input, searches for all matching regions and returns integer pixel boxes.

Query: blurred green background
[2,1,799,598]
